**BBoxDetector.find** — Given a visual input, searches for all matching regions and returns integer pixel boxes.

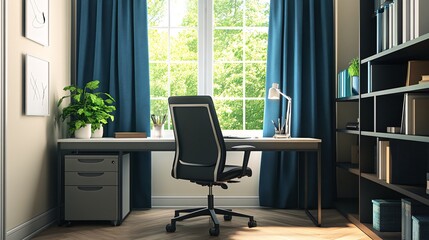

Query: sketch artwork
[25,0,49,46]
[26,55,49,116]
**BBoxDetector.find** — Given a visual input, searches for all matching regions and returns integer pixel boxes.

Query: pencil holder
[152,124,164,138]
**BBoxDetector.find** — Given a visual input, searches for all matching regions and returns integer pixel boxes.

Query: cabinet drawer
[65,172,117,186]
[65,186,118,221]
[65,155,118,172]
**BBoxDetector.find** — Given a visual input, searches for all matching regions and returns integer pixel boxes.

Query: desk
[57,137,322,226]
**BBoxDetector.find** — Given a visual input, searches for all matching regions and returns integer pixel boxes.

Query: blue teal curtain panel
[260,0,334,208]
[76,0,152,209]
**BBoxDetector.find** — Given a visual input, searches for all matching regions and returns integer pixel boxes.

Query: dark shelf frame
[361,83,429,98]
[336,162,359,176]
[336,95,359,102]
[362,32,429,64]
[361,173,429,206]
[336,129,360,135]
[361,131,429,143]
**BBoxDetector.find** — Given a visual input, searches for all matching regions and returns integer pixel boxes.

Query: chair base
[166,192,257,236]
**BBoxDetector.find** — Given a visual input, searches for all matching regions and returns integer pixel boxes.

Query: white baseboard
[6,208,57,240]
[152,196,260,208]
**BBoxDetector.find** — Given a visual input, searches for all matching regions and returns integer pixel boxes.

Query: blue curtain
[260,0,334,208]
[76,0,152,209]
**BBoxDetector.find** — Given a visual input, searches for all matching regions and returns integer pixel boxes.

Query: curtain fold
[260,0,334,208]
[76,0,152,209]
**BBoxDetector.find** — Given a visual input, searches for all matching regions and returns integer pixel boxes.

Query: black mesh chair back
[169,95,226,183]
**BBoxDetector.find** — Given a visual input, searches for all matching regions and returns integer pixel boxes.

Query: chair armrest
[231,145,255,177]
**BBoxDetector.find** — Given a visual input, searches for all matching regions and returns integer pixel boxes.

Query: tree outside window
[148,0,269,130]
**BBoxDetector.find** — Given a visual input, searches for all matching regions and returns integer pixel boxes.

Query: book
[385,145,391,183]
[402,93,429,135]
[377,140,389,180]
[114,132,147,138]
[421,75,429,81]
[393,0,403,46]
[403,0,411,42]
[412,98,429,135]
[406,60,429,86]
[414,0,429,38]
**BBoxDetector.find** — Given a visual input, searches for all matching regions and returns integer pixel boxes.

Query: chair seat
[218,165,252,181]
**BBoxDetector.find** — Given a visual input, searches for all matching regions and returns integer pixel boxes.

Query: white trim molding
[152,196,260,208]
[0,0,6,238]
[6,208,56,240]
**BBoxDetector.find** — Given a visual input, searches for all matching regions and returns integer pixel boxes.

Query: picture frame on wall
[25,0,49,46]
[25,54,49,116]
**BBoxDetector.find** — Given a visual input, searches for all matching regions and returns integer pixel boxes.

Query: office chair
[166,96,257,236]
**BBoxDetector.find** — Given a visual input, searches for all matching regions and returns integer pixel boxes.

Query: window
[148,0,269,130]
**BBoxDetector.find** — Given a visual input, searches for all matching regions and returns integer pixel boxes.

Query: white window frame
[149,0,268,131]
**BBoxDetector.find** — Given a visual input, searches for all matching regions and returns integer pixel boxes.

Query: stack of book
[412,216,429,239]
[419,75,429,84]
[372,199,401,232]
[337,69,350,98]
[375,0,429,53]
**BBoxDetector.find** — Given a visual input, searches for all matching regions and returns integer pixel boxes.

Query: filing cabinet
[64,154,130,226]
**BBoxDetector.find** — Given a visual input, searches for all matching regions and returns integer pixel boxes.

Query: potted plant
[57,80,116,139]
[348,57,359,95]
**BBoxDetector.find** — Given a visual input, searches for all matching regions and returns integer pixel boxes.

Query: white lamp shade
[268,83,280,99]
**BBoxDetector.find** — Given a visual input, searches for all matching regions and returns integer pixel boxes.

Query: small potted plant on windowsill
[57,80,116,139]
[348,57,360,95]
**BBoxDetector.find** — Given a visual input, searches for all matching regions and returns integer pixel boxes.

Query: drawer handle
[77,172,104,177]
[77,186,103,191]
[77,159,104,163]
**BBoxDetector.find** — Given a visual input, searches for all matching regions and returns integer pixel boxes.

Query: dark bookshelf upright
[335,1,429,239]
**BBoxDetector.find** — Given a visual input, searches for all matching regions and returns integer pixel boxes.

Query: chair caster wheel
[209,226,220,236]
[224,215,232,221]
[166,223,176,233]
[248,220,257,228]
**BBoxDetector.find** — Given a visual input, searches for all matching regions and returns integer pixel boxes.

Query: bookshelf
[335,1,429,239]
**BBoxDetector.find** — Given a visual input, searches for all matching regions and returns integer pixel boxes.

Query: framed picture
[25,0,49,46]
[25,55,49,116]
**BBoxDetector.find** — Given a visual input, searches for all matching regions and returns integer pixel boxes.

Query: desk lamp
[268,83,291,138]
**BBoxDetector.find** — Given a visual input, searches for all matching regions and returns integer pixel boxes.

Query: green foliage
[348,57,360,77]
[148,0,269,130]
[57,80,116,134]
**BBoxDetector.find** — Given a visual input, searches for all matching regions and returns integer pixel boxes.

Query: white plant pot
[74,124,92,139]
[91,125,103,138]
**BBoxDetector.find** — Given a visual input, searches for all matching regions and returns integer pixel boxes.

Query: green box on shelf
[412,216,429,240]
[372,199,401,232]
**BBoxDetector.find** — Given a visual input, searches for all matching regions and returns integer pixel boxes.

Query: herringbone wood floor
[32,208,370,240]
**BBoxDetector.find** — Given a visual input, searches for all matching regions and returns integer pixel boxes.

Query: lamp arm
[277,89,292,101]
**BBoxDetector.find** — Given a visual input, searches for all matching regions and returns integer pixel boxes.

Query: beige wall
[6,0,70,231]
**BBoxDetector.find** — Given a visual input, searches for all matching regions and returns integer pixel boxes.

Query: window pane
[245,29,268,61]
[147,0,168,27]
[214,100,243,130]
[148,29,168,61]
[245,63,265,98]
[170,63,198,95]
[171,29,198,61]
[245,0,270,27]
[214,29,243,61]
[150,63,168,98]
[214,0,244,27]
[245,100,264,130]
[213,63,243,97]
[170,0,198,27]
